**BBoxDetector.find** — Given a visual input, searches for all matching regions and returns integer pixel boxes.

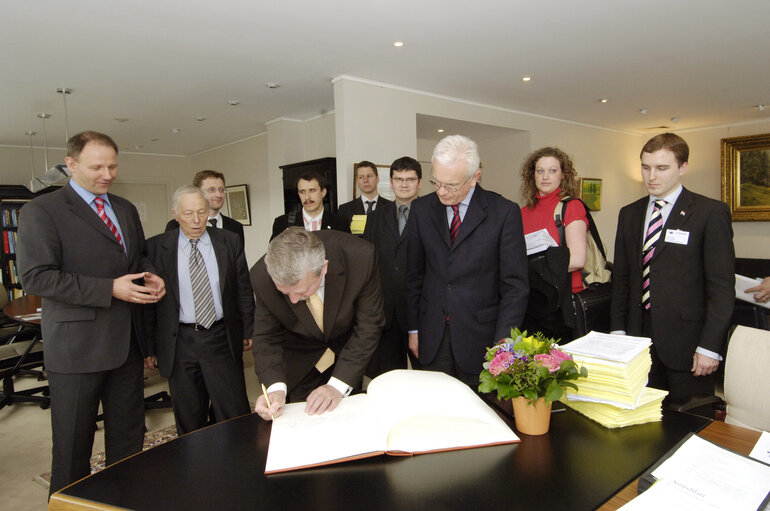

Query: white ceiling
[3,0,769,156]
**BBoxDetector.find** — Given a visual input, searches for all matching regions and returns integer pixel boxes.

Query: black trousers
[170,322,250,434]
[365,321,409,379]
[421,324,479,389]
[47,342,145,496]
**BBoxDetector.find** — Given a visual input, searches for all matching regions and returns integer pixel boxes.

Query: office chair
[722,325,770,431]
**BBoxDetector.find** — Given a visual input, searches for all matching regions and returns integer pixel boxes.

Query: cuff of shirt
[610,330,626,335]
[265,382,287,396]
[695,347,723,361]
[327,376,352,397]
[408,330,418,335]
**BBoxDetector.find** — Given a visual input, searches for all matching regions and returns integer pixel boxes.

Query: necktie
[365,200,374,214]
[311,219,319,231]
[306,292,324,332]
[450,205,461,242]
[189,239,216,328]
[398,205,408,235]
[209,218,217,228]
[94,197,125,251]
[641,199,666,310]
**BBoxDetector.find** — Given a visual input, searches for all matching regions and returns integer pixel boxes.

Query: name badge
[665,229,689,245]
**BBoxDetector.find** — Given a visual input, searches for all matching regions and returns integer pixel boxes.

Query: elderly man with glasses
[405,135,529,388]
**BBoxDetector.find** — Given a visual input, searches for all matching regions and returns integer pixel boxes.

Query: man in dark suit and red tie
[611,133,735,415]
[363,156,423,376]
[405,135,529,387]
[251,227,384,419]
[17,131,166,495]
[145,186,254,434]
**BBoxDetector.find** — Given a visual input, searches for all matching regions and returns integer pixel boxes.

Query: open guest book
[264,370,520,474]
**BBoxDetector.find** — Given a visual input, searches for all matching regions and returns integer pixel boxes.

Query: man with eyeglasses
[405,135,529,388]
[363,156,423,376]
[166,170,245,246]
[338,161,393,235]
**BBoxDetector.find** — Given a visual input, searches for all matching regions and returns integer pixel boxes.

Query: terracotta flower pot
[511,396,552,435]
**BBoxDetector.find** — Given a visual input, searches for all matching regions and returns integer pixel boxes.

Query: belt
[179,318,224,331]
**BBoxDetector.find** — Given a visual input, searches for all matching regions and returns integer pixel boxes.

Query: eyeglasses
[202,187,226,194]
[392,177,419,184]
[429,174,472,193]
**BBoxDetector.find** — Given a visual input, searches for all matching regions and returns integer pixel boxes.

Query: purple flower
[534,349,572,373]
[489,351,514,376]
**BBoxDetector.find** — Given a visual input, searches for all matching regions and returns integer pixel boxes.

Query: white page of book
[750,431,770,465]
[736,274,770,309]
[524,228,558,255]
[562,332,651,363]
[651,435,770,510]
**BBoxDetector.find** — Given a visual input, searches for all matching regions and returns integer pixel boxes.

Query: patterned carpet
[35,424,178,488]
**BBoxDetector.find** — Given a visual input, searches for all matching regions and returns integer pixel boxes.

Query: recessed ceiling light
[758,105,766,112]
[599,98,609,104]
[195,116,207,121]
[150,138,160,142]
[265,82,280,89]
[134,145,143,150]
[37,113,51,119]
[172,128,181,134]
[228,100,240,106]
[639,108,648,115]
[670,117,679,123]
[114,118,130,123]
[393,41,404,47]
[25,130,37,136]
[437,129,444,133]
[522,76,532,82]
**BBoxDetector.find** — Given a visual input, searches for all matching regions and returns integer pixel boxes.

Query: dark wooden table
[2,293,42,327]
[49,406,717,511]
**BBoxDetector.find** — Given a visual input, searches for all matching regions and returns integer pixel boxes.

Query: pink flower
[489,351,514,376]
[534,349,572,373]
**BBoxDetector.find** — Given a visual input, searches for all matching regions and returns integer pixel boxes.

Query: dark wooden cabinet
[278,157,338,215]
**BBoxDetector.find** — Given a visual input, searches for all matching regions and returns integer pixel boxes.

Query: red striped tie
[94,197,125,251]
[450,205,461,242]
[641,199,666,310]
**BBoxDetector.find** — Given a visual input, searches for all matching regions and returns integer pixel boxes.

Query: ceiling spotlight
[25,130,37,136]
[151,138,160,142]
[437,129,445,133]
[37,113,51,119]
[522,76,532,82]
[171,128,181,134]
[265,82,280,89]
[639,108,648,115]
[134,145,143,150]
[758,105,766,112]
[228,100,240,106]
[195,116,207,121]
[671,117,679,123]
[599,98,609,104]
[393,41,404,47]
[114,118,130,123]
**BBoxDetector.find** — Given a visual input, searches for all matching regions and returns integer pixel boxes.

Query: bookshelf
[1,185,55,301]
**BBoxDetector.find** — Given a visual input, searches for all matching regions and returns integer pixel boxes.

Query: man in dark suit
[363,156,423,376]
[405,135,529,387]
[165,170,245,246]
[17,131,166,495]
[611,133,735,412]
[145,186,254,434]
[270,171,349,240]
[338,160,393,234]
[251,227,384,419]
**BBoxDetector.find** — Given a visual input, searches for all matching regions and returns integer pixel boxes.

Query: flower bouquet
[479,328,587,434]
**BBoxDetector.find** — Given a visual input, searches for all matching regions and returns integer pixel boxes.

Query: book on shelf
[264,369,520,474]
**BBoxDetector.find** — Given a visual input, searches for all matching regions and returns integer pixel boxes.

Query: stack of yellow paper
[350,214,367,235]
[559,332,667,427]
[564,387,667,428]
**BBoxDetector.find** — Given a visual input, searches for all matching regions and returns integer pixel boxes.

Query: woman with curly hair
[520,147,588,340]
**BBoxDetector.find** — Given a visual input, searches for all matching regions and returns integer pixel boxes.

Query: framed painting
[225,184,251,226]
[579,178,602,211]
[721,133,770,221]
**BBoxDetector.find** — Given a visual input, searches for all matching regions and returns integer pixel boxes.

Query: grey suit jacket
[17,183,155,373]
[610,187,735,369]
[144,228,255,378]
[250,230,384,394]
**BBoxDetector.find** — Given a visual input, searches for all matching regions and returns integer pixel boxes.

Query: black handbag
[570,282,613,338]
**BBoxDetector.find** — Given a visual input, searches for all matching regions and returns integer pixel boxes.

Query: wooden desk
[2,294,42,327]
[600,420,762,510]
[50,408,715,511]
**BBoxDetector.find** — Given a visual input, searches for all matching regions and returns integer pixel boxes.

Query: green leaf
[544,380,563,403]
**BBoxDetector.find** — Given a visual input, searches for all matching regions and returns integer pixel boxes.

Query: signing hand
[691,352,719,377]
[255,390,285,420]
[408,332,419,358]
[113,272,163,304]
[305,385,343,415]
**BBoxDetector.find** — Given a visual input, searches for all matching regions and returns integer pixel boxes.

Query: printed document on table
[750,431,770,465]
[561,331,651,364]
[524,229,558,255]
[735,274,770,309]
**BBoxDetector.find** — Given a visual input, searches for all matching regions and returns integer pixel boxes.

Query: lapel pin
[680,210,686,216]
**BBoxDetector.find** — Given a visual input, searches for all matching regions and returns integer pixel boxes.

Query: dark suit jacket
[270,209,350,241]
[166,214,244,246]
[250,230,384,394]
[610,187,735,370]
[17,183,155,373]
[405,185,529,373]
[363,200,408,331]
[144,228,255,378]
[338,196,393,229]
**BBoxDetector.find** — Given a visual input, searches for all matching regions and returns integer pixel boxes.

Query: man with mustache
[271,171,349,240]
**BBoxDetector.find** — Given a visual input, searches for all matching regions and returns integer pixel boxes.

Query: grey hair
[265,227,326,286]
[431,135,480,179]
[171,185,209,212]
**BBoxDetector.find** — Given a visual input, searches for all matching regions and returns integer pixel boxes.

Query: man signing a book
[250,227,385,419]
